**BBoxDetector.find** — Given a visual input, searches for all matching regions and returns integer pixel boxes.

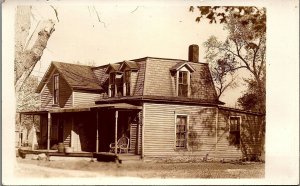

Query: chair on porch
[109,135,129,153]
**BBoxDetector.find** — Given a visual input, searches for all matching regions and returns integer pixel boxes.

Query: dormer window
[124,70,131,96]
[178,71,188,97]
[106,61,138,97]
[53,74,59,105]
[171,62,195,97]
[109,72,123,97]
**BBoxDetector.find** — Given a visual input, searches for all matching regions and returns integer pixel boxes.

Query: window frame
[229,116,242,146]
[176,69,190,97]
[123,70,131,96]
[53,74,59,105]
[109,72,124,97]
[174,114,189,150]
[108,72,116,97]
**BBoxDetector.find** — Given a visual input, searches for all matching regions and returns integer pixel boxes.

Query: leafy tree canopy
[191,6,266,112]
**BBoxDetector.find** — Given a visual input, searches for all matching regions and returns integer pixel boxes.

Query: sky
[30,4,246,107]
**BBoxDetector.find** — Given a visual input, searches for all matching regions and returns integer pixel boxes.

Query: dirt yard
[15,157,264,179]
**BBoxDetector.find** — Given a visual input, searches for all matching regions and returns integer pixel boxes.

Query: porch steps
[118,154,142,163]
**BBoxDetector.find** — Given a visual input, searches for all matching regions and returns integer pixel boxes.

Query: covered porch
[18,103,143,161]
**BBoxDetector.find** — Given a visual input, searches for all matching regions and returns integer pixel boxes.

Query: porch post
[96,111,99,153]
[115,110,118,155]
[47,112,51,150]
[19,113,22,147]
[31,115,35,150]
[215,107,219,156]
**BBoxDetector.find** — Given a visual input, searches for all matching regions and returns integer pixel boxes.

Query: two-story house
[19,45,264,161]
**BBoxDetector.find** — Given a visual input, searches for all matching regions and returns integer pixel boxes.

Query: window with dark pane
[53,74,59,105]
[124,70,131,96]
[115,73,123,97]
[109,73,116,97]
[178,71,188,97]
[229,117,241,145]
[176,115,187,148]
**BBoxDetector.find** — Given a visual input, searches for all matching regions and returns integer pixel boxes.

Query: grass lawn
[16,158,264,179]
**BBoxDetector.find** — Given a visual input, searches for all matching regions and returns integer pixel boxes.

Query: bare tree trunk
[15,6,55,92]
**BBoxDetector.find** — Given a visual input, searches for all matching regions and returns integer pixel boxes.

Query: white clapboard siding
[143,103,219,158]
[142,103,262,160]
[73,91,101,107]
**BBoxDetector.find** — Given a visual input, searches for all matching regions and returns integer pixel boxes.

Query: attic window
[178,71,188,97]
[53,74,59,105]
[109,72,123,97]
[124,70,131,96]
[171,62,194,97]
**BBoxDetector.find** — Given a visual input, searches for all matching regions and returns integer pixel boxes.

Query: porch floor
[18,148,141,163]
[18,148,93,158]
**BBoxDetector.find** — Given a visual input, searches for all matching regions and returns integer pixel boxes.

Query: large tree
[191,6,266,112]
[15,6,56,93]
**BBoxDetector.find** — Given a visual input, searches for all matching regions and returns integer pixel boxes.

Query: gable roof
[119,60,138,71]
[170,61,196,72]
[36,62,102,93]
[105,63,121,74]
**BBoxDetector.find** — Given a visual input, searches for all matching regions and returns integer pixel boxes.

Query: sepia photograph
[2,0,299,185]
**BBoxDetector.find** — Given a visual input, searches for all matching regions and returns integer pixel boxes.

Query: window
[109,72,123,97]
[109,73,116,97]
[178,71,188,97]
[124,70,131,96]
[176,115,188,148]
[53,74,59,105]
[229,116,241,145]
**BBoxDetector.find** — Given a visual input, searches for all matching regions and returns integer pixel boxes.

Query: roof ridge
[52,61,94,68]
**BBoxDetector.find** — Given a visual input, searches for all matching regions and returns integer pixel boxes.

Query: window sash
[124,70,131,96]
[176,115,187,148]
[178,84,188,97]
[178,71,188,97]
[109,73,124,97]
[229,117,241,132]
[229,117,241,145]
[53,75,59,104]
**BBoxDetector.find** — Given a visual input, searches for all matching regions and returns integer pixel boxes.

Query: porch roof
[18,110,48,115]
[49,103,142,113]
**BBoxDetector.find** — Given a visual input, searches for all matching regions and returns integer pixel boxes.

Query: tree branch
[93,6,106,28]
[131,6,139,13]
[50,5,59,22]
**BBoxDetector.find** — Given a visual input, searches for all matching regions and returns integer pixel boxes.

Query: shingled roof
[36,62,102,93]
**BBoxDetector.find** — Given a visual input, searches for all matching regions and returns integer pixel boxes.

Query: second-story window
[178,71,188,97]
[109,73,116,97]
[53,74,59,105]
[124,70,131,96]
[109,72,123,97]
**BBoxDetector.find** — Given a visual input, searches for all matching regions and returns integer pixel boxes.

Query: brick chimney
[188,44,199,62]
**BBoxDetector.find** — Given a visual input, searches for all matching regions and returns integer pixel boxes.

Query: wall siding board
[143,103,218,159]
[73,91,101,106]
